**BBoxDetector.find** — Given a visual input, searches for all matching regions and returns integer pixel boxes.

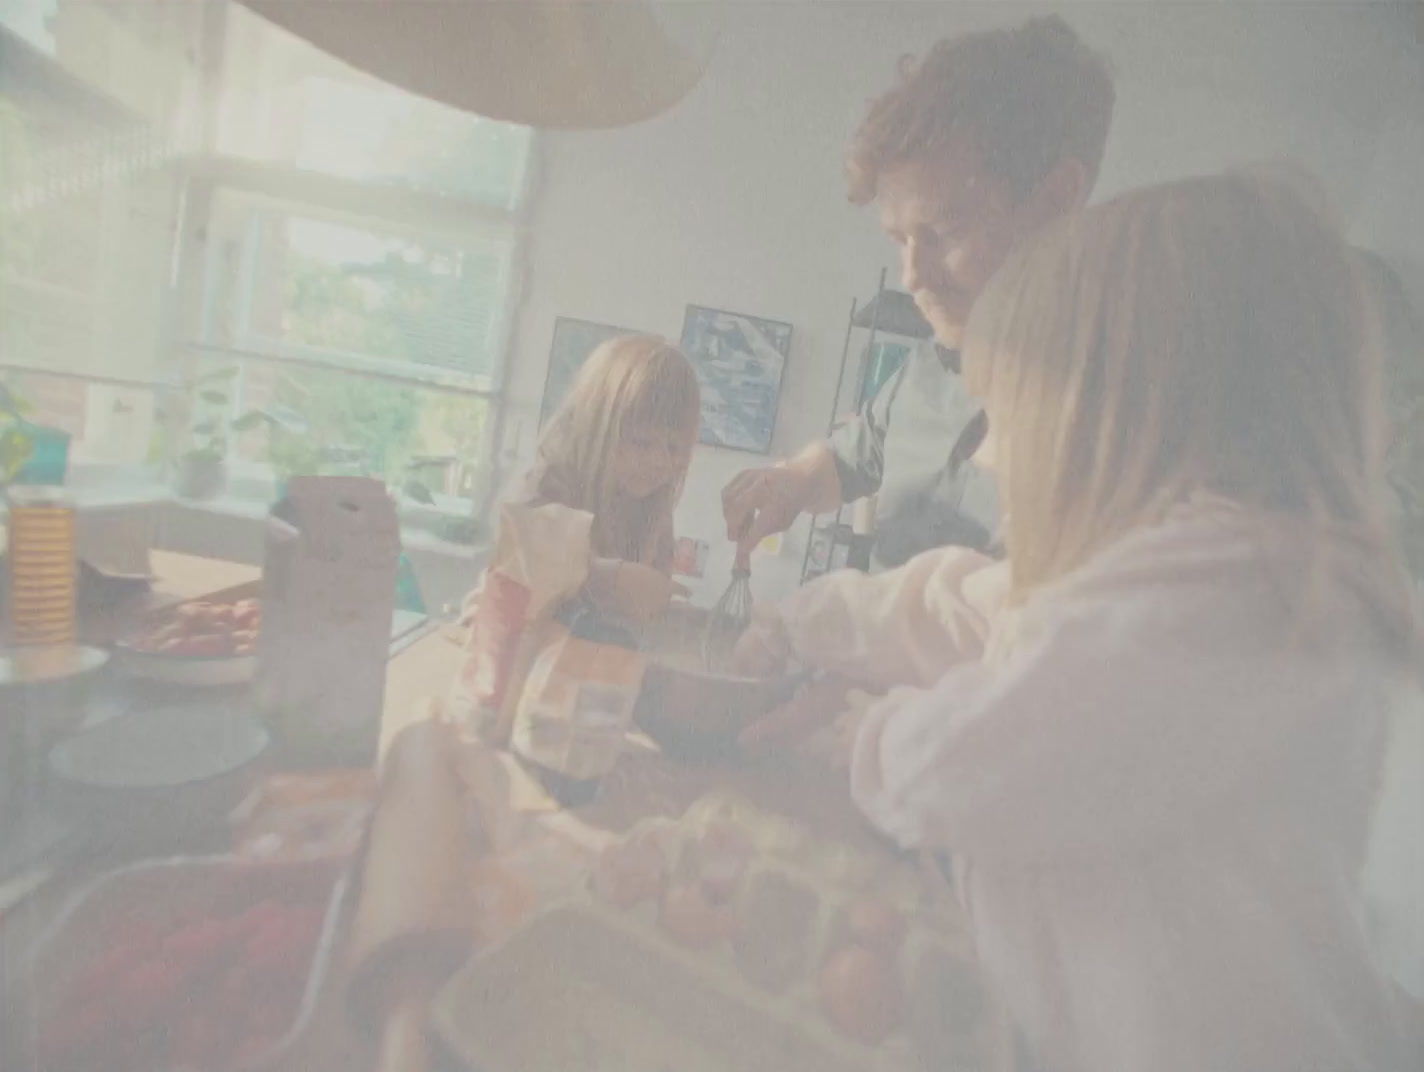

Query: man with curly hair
[723,16,1114,570]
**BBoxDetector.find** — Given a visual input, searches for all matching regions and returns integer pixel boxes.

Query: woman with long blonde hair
[738,175,1422,1070]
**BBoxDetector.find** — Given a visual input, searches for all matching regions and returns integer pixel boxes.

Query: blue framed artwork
[680,305,792,454]
[540,317,633,427]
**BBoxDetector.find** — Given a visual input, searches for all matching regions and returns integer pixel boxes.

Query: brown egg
[591,838,667,910]
[907,944,987,1067]
[818,943,902,1044]
[690,821,755,904]
[659,882,736,949]
[843,897,907,957]
[732,871,817,992]
[698,818,755,857]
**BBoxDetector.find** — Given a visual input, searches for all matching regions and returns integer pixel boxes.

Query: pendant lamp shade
[237,0,707,129]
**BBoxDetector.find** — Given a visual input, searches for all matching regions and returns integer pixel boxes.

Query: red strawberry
[38,999,118,1068]
[160,918,232,976]
[166,1013,225,1069]
[68,941,144,1005]
[281,904,326,948]
[121,958,186,1020]
[237,998,294,1060]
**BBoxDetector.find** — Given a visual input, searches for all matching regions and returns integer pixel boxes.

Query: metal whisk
[702,544,753,672]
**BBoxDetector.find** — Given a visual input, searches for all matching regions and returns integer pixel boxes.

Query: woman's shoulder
[998,503,1274,664]
[1024,494,1404,657]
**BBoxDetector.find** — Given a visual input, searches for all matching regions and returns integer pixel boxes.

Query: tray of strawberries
[22,855,350,1072]
[118,591,262,686]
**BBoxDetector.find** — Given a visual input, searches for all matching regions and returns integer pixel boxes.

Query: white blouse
[763,500,1423,1072]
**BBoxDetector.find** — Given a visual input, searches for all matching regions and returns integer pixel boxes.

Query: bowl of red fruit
[19,855,349,1072]
[118,597,262,686]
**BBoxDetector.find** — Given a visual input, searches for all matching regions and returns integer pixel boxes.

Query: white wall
[501,1,1424,606]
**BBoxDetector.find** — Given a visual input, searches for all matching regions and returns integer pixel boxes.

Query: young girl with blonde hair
[738,175,1423,1071]
[474,333,699,622]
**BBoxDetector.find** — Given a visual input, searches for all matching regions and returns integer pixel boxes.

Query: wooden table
[65,551,262,645]
[143,551,264,610]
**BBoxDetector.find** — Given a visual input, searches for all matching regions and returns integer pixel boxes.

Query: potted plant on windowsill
[173,445,229,500]
[174,368,241,500]
[248,404,315,501]
[174,370,313,501]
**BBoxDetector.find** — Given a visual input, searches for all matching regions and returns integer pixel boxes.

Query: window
[216,4,532,210]
[0,367,160,473]
[2,1,530,536]
[0,0,59,56]
[213,204,514,385]
[224,72,532,211]
[1,2,195,481]
[189,2,533,535]
[190,189,522,531]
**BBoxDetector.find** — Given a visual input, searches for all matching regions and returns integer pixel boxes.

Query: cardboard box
[256,477,400,767]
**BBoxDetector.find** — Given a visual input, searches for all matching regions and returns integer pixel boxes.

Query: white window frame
[3,0,539,537]
[193,169,523,393]
[173,146,536,527]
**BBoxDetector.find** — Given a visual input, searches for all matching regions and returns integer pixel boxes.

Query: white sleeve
[849,583,1354,864]
[1362,694,1424,1000]
[765,547,1006,689]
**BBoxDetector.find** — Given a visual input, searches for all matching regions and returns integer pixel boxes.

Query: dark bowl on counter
[632,660,802,761]
[46,698,271,845]
[0,644,111,833]
[0,643,111,738]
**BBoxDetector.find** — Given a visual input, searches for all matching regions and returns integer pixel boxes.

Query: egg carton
[584,791,1013,1072]
[679,790,966,925]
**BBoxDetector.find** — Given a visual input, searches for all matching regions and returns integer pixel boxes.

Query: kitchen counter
[1,555,990,1072]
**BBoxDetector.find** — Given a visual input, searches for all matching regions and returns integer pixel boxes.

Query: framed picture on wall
[540,317,635,427]
[679,305,792,454]
[671,536,710,579]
